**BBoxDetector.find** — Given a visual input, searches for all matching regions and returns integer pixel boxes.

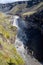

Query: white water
[13,15,28,44]
[13,15,27,29]
[12,15,27,58]
[13,15,20,29]
[12,15,28,61]
[14,37,26,59]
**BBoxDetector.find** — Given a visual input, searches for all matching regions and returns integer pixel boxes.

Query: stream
[12,15,42,65]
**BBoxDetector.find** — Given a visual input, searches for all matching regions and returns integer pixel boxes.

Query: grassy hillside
[0,13,25,65]
[22,2,43,16]
[7,2,43,17]
[7,3,27,15]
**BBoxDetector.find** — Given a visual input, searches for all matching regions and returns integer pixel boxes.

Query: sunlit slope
[0,13,25,65]
[22,2,43,16]
[7,2,43,16]
[7,3,27,15]
[0,41,25,65]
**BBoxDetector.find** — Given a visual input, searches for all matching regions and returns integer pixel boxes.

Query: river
[12,15,42,65]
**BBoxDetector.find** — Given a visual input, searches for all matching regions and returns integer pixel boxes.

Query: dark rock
[23,9,43,62]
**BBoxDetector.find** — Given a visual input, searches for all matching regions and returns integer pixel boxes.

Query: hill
[0,0,42,12]
[6,2,43,17]
[22,2,43,16]
[0,12,25,65]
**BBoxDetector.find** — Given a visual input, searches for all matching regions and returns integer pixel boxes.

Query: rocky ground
[15,38,42,65]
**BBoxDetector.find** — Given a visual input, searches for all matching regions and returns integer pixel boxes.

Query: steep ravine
[12,15,42,65]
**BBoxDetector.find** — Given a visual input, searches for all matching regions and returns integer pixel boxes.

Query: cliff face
[23,8,43,62]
